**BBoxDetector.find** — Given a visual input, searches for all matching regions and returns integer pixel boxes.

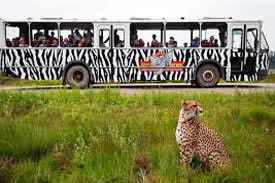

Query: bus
[0,17,270,88]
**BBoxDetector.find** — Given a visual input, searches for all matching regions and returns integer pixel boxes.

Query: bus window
[114,29,125,47]
[166,22,200,47]
[201,22,227,48]
[130,23,164,48]
[60,23,94,47]
[5,22,29,47]
[246,29,258,51]
[31,22,59,47]
[99,29,110,48]
[232,29,243,50]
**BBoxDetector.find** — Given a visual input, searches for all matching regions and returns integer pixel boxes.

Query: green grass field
[0,90,274,183]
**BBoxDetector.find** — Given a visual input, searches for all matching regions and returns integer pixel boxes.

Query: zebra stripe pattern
[0,48,269,82]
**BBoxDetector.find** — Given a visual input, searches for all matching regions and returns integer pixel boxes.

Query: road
[1,83,275,95]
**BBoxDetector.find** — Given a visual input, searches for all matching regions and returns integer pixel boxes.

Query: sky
[0,0,274,50]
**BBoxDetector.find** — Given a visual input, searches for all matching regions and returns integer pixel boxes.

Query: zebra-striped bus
[0,17,270,88]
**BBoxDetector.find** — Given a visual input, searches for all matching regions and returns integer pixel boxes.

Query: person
[50,39,58,47]
[168,37,177,47]
[114,30,121,47]
[39,38,48,47]
[6,39,12,47]
[62,38,69,47]
[12,38,19,47]
[191,37,200,47]
[78,38,87,47]
[34,29,42,41]
[68,35,74,47]
[219,27,227,47]
[201,39,209,47]
[208,36,215,47]
[19,37,28,47]
[74,29,82,43]
[184,42,188,48]
[151,34,159,47]
[138,39,145,47]
[214,39,219,47]
[130,30,138,46]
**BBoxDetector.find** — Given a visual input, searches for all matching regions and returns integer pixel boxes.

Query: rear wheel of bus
[196,64,220,88]
[65,65,90,89]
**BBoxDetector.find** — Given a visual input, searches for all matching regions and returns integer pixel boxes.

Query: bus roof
[0,17,263,24]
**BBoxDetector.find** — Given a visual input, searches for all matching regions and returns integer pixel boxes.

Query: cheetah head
[179,100,203,121]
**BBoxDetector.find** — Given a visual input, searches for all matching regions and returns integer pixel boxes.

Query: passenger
[85,29,94,40]
[39,37,49,47]
[201,39,209,47]
[12,38,19,47]
[50,39,58,47]
[34,30,42,41]
[114,30,120,47]
[68,35,74,47]
[130,30,138,46]
[38,35,47,46]
[214,39,219,47]
[138,39,145,47]
[49,32,57,43]
[6,39,12,47]
[208,36,215,47]
[19,38,28,47]
[151,34,159,47]
[133,39,139,47]
[168,37,177,47]
[184,42,188,48]
[74,29,82,42]
[191,37,200,47]
[78,38,87,47]
[62,38,69,47]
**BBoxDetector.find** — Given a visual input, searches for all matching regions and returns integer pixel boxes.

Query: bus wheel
[66,65,90,89]
[196,64,220,88]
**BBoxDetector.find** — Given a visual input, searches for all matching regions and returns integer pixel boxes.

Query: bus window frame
[60,22,94,48]
[130,22,165,48]
[30,22,60,48]
[165,22,201,48]
[201,22,228,48]
[5,22,30,48]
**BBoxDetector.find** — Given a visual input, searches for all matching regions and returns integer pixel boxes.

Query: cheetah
[175,100,231,169]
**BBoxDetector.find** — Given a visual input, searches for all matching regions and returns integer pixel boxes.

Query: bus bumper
[257,70,269,81]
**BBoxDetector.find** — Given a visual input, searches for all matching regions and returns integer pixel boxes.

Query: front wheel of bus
[196,64,220,88]
[66,65,90,89]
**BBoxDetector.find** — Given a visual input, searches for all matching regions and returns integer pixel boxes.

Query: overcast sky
[0,0,274,50]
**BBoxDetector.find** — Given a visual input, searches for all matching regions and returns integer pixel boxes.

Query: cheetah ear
[181,100,188,108]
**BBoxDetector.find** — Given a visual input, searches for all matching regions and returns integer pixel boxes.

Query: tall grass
[0,89,274,183]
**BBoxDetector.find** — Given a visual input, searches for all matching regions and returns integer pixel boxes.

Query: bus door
[112,24,129,82]
[96,24,114,82]
[230,24,245,73]
[244,24,260,74]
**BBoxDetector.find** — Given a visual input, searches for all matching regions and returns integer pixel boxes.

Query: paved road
[1,83,275,95]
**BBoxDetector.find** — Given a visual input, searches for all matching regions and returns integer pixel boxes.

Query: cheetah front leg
[179,146,194,167]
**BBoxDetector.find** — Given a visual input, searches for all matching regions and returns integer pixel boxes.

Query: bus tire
[66,65,90,89]
[196,64,220,88]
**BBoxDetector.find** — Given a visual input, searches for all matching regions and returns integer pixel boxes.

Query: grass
[0,76,61,87]
[0,89,274,183]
